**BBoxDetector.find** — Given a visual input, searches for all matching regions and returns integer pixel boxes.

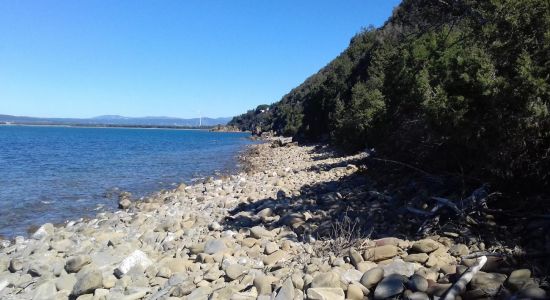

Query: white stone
[0,280,8,293]
[307,288,345,300]
[33,280,57,300]
[381,259,415,277]
[114,250,153,277]
[32,223,54,240]
[340,269,363,284]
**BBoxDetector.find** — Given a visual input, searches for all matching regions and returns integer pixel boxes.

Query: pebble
[360,267,384,289]
[340,269,363,284]
[118,197,132,209]
[9,258,23,272]
[274,278,294,300]
[374,274,406,299]
[31,223,54,240]
[254,275,272,295]
[449,244,469,257]
[405,291,430,300]
[0,254,8,272]
[307,287,345,300]
[262,250,288,266]
[311,271,341,288]
[32,280,56,300]
[347,283,364,300]
[114,250,153,278]
[156,266,172,279]
[470,271,507,296]
[291,273,304,290]
[65,255,92,273]
[225,264,247,280]
[72,269,103,296]
[411,239,439,253]
[408,274,428,292]
[507,268,532,291]
[56,273,77,291]
[363,245,399,261]
[0,140,538,300]
[381,259,415,277]
[264,241,279,255]
[250,226,274,239]
[204,239,228,255]
[404,253,429,263]
[517,286,547,299]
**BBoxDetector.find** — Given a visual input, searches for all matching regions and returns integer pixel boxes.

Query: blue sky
[0,0,401,119]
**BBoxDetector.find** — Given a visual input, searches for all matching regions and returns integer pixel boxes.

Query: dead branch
[463,251,550,260]
[406,207,435,217]
[368,157,434,177]
[442,255,487,300]
[461,252,507,260]
[432,197,463,215]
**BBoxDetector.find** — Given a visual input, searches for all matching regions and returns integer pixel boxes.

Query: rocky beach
[0,139,546,300]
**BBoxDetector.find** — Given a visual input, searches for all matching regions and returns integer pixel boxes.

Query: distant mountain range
[0,114,231,127]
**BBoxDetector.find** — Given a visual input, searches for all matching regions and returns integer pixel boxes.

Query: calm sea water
[0,126,252,238]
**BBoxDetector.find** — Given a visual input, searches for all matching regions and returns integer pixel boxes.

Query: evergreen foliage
[229,0,550,191]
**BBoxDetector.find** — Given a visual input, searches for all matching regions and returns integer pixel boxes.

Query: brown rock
[507,269,533,291]
[360,267,384,289]
[356,261,378,273]
[408,274,428,292]
[307,287,345,300]
[9,258,23,273]
[65,255,91,273]
[71,269,103,296]
[349,248,364,267]
[449,244,469,257]
[411,239,439,253]
[241,238,259,248]
[250,226,274,239]
[517,286,547,299]
[426,283,452,297]
[470,271,507,296]
[363,245,399,262]
[403,253,429,264]
[347,284,364,300]
[264,242,279,255]
[254,274,272,295]
[262,250,289,266]
[311,271,341,288]
[225,264,247,280]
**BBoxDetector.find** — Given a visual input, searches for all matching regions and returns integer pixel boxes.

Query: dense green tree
[229,0,550,191]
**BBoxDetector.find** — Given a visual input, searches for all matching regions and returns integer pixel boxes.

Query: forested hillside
[229,0,550,192]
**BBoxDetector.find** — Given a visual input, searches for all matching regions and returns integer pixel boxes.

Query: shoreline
[0,138,546,299]
[0,128,254,239]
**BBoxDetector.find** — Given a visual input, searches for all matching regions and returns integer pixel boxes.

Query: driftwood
[418,214,440,235]
[406,207,435,217]
[442,255,487,300]
[463,250,550,260]
[406,185,492,235]
[462,251,507,260]
[432,197,462,215]
[368,157,434,177]
[417,203,445,234]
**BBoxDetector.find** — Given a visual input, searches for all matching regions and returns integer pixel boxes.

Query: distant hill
[0,114,231,127]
